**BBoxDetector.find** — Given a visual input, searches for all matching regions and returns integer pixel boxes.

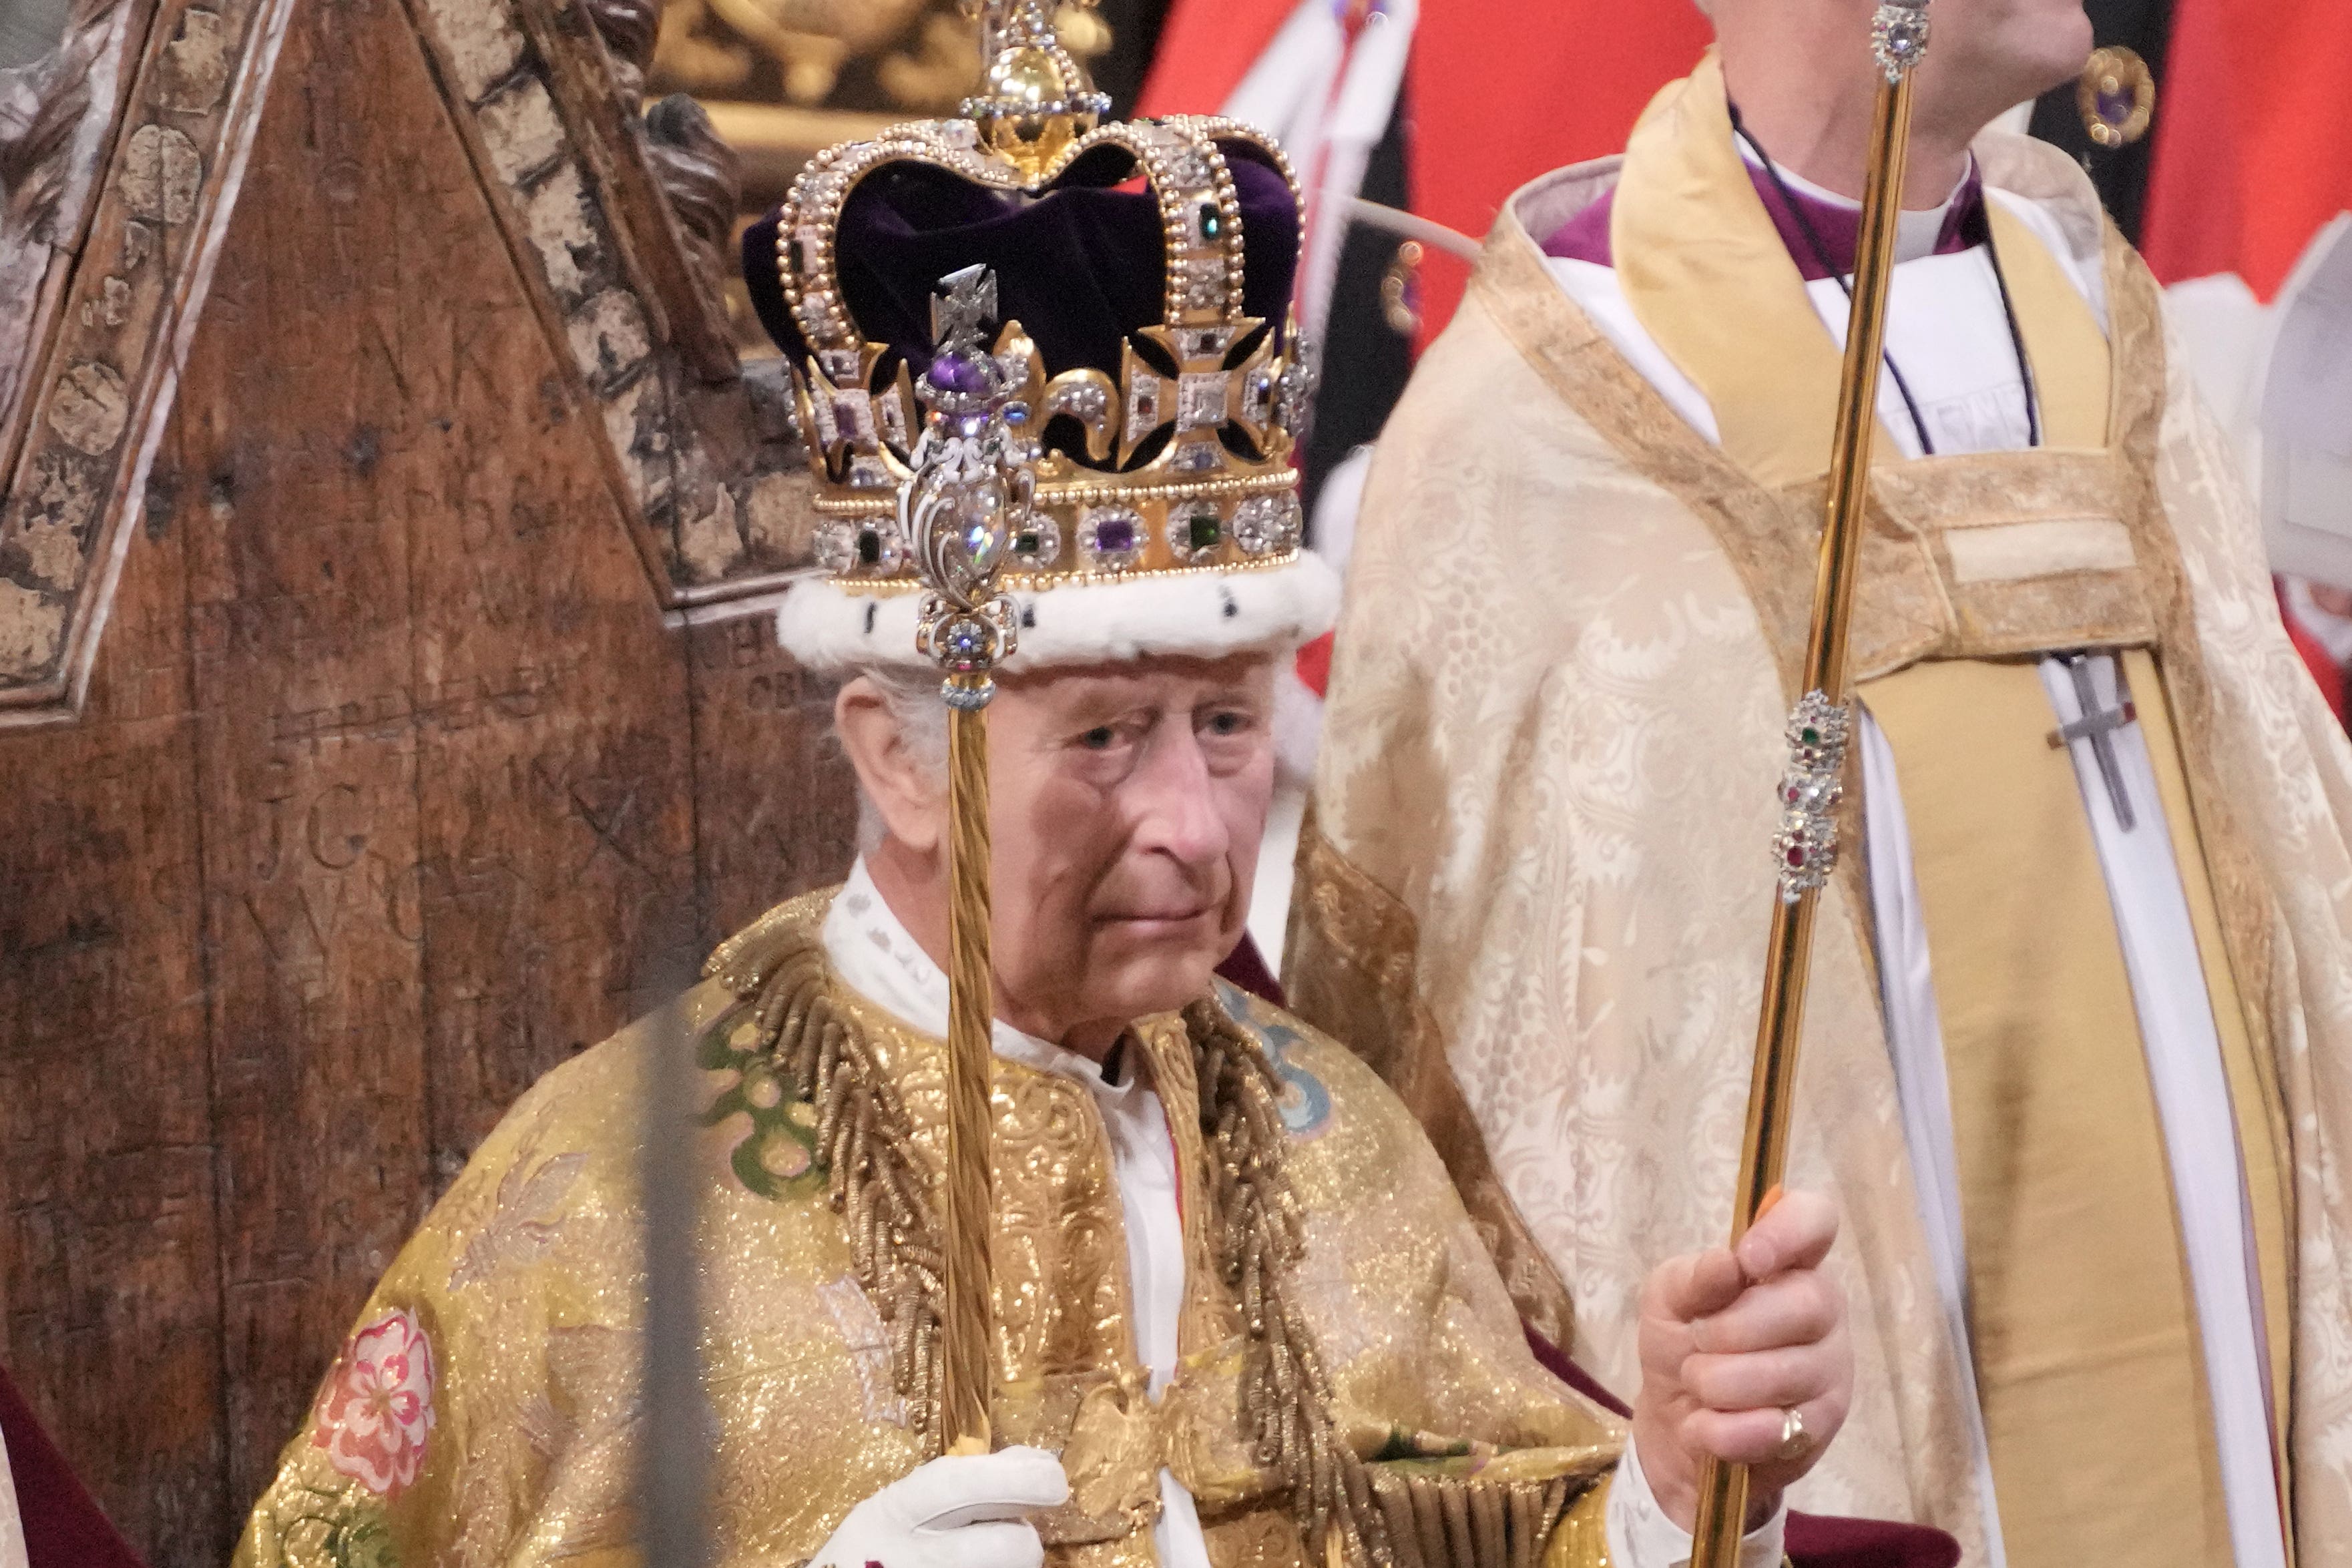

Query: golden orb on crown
[959,0,1106,178]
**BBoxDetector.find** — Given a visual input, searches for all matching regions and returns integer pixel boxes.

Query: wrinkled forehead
[997,649,1280,712]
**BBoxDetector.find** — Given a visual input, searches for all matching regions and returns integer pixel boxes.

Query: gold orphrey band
[939,692,997,1453]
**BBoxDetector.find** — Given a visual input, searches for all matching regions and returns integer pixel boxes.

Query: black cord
[1726,104,2042,455]
[1730,105,1937,454]
[1982,216,2044,448]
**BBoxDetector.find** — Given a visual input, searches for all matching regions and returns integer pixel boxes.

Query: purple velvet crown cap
[744,134,1301,395]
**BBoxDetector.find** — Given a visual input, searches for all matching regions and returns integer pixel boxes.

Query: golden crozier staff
[1688,3,1933,1565]
[885,0,1115,1453]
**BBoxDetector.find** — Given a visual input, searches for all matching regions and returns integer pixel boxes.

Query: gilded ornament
[1771,690,1850,904]
[2078,45,2156,150]
[773,111,1311,591]
[1869,0,1931,81]
[1380,238,1423,337]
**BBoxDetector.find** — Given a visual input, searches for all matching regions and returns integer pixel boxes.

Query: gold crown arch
[772,23,1314,605]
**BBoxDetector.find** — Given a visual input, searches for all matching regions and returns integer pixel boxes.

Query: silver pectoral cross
[2046,652,2138,831]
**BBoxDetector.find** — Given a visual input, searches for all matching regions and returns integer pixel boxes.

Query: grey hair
[840,664,950,852]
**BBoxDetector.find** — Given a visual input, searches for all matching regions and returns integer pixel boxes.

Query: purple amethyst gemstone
[1093,516,1136,553]
[2096,85,2132,125]
[928,351,991,395]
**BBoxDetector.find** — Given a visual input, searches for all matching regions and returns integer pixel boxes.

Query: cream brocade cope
[232,890,1620,1568]
[1288,119,2352,1563]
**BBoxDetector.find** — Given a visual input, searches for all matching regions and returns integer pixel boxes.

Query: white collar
[820,858,1148,1105]
[1736,141,1969,265]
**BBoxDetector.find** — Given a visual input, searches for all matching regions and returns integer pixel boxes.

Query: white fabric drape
[1544,161,2284,1568]
[0,1423,27,1568]
[1853,709,2007,1568]
[1221,0,1417,344]
[2036,656,2285,1568]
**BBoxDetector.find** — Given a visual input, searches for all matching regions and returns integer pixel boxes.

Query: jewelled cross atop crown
[744,0,1315,607]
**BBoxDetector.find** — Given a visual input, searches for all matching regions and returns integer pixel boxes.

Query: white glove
[810,1446,1071,1568]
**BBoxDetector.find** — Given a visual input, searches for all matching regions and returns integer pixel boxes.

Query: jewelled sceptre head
[907,264,1030,712]
[1690,3,1932,1566]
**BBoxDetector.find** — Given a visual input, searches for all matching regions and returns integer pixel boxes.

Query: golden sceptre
[1688,5,1933,1563]
[902,262,1033,1455]
[903,0,1106,1453]
[892,0,1099,1460]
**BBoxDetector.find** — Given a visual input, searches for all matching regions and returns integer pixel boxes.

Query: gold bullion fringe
[1186,998,1395,1568]
[714,929,952,1449]
[1365,1472,1582,1568]
[713,912,1564,1567]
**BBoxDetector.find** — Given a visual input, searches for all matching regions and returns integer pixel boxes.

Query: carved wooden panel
[0,0,300,718]
[1,0,823,731]
[0,0,855,1556]
[398,0,816,609]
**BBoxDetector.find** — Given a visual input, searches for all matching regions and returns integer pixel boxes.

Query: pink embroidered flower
[310,1308,437,1497]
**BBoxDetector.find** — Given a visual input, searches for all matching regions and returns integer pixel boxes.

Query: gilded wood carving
[0,0,301,721]
[0,0,825,729]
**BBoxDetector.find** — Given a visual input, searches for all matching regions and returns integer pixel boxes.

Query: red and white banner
[2142,0,2352,300]
[1142,0,1710,343]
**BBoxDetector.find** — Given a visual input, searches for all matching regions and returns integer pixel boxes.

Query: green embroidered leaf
[696,1005,822,1200]
[332,1518,399,1568]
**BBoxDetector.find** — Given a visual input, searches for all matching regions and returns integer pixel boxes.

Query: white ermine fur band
[776,552,1341,674]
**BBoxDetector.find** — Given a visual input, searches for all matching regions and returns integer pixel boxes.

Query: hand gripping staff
[1687,6,1933,1565]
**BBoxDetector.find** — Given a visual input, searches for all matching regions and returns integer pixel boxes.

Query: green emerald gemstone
[1800,726,1821,746]
[1198,202,1223,239]
[1013,531,1040,557]
[857,527,882,567]
[1188,511,1220,551]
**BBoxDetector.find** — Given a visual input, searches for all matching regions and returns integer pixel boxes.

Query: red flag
[1140,0,1712,340]
[2142,0,2352,299]
[1407,1,1710,340]
[1137,0,1298,116]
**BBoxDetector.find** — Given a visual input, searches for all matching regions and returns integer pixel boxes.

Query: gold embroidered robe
[232,890,1620,1568]
[1287,95,2352,1566]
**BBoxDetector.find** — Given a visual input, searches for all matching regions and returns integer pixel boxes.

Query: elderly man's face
[845,651,1278,1048]
[986,652,1276,1035]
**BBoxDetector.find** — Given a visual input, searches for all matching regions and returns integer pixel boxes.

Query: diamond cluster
[1871,0,1931,80]
[1771,691,1851,904]
[1232,494,1302,556]
[780,113,1314,588]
